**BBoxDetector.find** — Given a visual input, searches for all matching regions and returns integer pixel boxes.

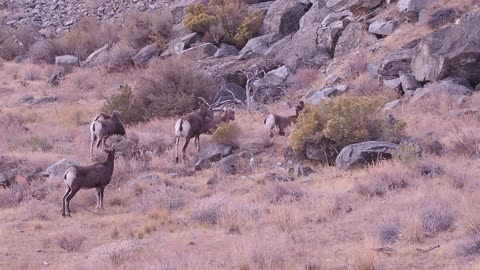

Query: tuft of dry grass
[351,241,377,270]
[354,162,413,197]
[376,219,400,244]
[421,201,456,236]
[57,232,85,252]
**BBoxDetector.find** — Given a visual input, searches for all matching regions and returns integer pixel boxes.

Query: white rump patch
[264,114,276,131]
[175,119,191,137]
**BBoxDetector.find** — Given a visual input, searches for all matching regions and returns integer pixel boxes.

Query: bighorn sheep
[264,101,305,136]
[62,145,116,217]
[199,106,236,135]
[90,111,126,160]
[174,98,214,163]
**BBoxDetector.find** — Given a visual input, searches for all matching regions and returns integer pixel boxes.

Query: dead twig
[416,244,440,253]
[372,247,396,256]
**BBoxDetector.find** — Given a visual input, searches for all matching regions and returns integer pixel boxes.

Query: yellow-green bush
[289,96,406,157]
[102,85,145,125]
[212,123,241,146]
[183,0,263,48]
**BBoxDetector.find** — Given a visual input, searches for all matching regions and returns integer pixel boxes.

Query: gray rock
[43,158,78,180]
[132,44,159,66]
[299,0,329,29]
[335,141,398,170]
[367,63,380,78]
[409,80,471,104]
[265,65,291,85]
[412,12,480,86]
[397,0,426,13]
[399,72,420,91]
[81,44,109,67]
[195,144,233,171]
[383,78,402,90]
[379,48,415,79]
[261,0,306,37]
[334,23,370,58]
[368,21,397,36]
[248,1,274,15]
[321,10,354,27]
[266,23,332,70]
[306,87,339,104]
[216,83,247,103]
[382,99,401,111]
[214,43,239,58]
[181,43,217,60]
[239,33,276,60]
[218,155,241,175]
[174,32,200,54]
[55,55,79,66]
[326,0,382,11]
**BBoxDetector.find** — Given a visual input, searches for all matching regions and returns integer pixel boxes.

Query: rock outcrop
[412,12,480,86]
[335,141,398,170]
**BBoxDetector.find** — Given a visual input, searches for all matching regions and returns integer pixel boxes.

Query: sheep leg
[62,186,71,217]
[95,187,101,209]
[182,136,192,162]
[65,187,80,217]
[99,187,105,209]
[175,136,180,163]
[194,136,201,152]
[90,135,96,160]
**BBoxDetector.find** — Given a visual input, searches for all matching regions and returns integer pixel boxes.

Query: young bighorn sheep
[264,101,305,136]
[193,106,236,150]
[174,98,214,163]
[90,111,126,160]
[62,145,116,217]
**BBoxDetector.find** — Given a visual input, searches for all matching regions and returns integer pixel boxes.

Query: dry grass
[57,232,85,252]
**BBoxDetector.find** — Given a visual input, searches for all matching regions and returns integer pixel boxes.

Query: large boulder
[261,0,306,37]
[239,33,276,60]
[266,21,339,70]
[409,80,472,105]
[194,144,233,171]
[299,0,329,29]
[334,22,370,58]
[181,43,217,60]
[216,83,247,103]
[43,158,78,180]
[132,44,159,66]
[335,141,398,170]
[411,12,480,86]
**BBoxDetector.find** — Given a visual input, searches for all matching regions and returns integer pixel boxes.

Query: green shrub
[289,96,406,159]
[102,85,145,125]
[183,0,263,48]
[134,58,215,118]
[212,123,241,146]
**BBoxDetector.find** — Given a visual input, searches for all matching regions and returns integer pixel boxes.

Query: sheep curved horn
[197,97,210,107]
